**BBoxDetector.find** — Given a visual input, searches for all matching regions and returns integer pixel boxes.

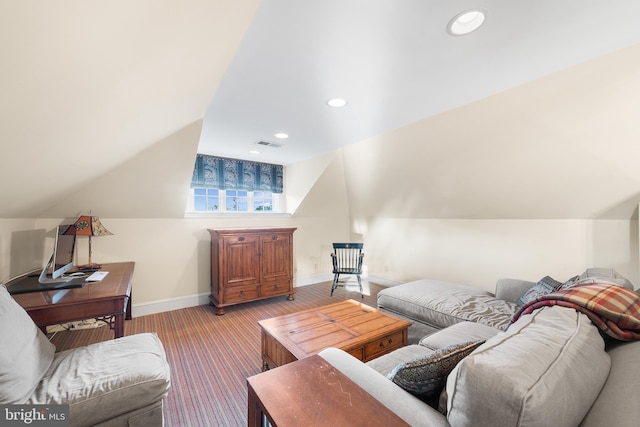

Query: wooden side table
[247,354,410,427]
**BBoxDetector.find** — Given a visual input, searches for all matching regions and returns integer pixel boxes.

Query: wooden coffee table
[247,354,410,426]
[258,299,411,370]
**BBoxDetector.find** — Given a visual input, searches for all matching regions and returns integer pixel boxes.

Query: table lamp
[65,215,113,270]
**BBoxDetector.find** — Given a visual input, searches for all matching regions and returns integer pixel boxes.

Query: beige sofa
[0,285,171,427]
[319,270,640,427]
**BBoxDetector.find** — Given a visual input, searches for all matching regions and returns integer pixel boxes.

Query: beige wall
[359,218,638,292]
[0,219,38,282]
[4,215,635,314]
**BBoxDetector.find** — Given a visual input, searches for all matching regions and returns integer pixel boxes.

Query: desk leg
[114,314,124,339]
[125,294,132,320]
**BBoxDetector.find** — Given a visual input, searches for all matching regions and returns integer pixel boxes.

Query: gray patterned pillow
[387,340,485,396]
[517,276,564,307]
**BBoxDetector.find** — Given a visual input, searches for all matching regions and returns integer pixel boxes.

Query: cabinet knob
[238,236,245,242]
[271,235,278,240]
[240,291,245,296]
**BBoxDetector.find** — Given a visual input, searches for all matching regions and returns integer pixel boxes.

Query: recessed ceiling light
[447,10,486,36]
[274,132,288,139]
[249,150,260,154]
[327,98,348,108]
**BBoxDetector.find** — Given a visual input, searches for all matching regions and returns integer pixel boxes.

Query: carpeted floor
[50,280,384,426]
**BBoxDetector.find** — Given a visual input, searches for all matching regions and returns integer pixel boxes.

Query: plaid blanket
[511,283,640,341]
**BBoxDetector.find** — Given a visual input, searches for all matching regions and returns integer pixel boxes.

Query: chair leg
[357,275,363,299]
[331,274,339,296]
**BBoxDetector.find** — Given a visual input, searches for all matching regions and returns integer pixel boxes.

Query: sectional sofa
[319,269,640,426]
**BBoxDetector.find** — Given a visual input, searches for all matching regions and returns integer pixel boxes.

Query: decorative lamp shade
[64,215,113,270]
[65,216,113,237]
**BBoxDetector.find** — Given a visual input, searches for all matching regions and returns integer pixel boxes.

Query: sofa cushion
[446,306,610,427]
[388,340,484,397]
[0,285,55,404]
[28,333,171,427]
[419,321,499,351]
[377,279,516,331]
[575,267,635,290]
[494,278,537,304]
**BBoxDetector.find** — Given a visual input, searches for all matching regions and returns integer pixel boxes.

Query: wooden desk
[6,262,134,339]
[247,354,410,427]
[259,299,411,370]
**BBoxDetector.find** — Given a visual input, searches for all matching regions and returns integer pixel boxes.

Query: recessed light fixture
[447,10,486,36]
[274,132,288,139]
[249,150,260,154]
[327,98,348,108]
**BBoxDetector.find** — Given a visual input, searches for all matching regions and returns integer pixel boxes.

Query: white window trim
[185,188,287,218]
[184,211,292,219]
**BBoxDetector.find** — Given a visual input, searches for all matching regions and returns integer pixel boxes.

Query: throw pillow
[518,275,578,307]
[387,340,484,396]
[0,285,55,404]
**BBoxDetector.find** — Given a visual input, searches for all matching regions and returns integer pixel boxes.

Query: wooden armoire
[208,228,296,315]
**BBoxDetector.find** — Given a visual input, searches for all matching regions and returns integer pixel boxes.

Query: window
[188,154,284,214]
[226,190,248,211]
[193,188,219,211]
[187,188,281,213]
[253,191,273,211]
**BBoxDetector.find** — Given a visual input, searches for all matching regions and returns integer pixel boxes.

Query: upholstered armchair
[0,285,171,426]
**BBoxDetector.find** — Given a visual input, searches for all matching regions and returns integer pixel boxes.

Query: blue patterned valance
[191,154,284,194]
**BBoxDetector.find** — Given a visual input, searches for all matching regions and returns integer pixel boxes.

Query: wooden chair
[330,243,364,298]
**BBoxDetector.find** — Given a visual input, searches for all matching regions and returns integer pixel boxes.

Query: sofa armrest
[319,348,450,427]
[494,278,535,304]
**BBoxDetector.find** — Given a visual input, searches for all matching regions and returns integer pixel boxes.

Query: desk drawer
[364,330,406,361]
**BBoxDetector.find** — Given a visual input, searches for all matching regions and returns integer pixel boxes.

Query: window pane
[207,197,218,211]
[194,196,206,211]
[227,195,237,210]
[194,188,206,196]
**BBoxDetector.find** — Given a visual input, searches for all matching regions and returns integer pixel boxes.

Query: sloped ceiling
[0,1,260,218]
[199,0,640,166]
[2,1,640,221]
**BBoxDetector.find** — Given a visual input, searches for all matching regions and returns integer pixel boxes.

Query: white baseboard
[294,273,333,287]
[132,293,210,317]
[131,275,402,317]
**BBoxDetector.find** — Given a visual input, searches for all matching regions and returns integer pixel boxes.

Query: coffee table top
[258,299,412,360]
[247,354,410,426]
